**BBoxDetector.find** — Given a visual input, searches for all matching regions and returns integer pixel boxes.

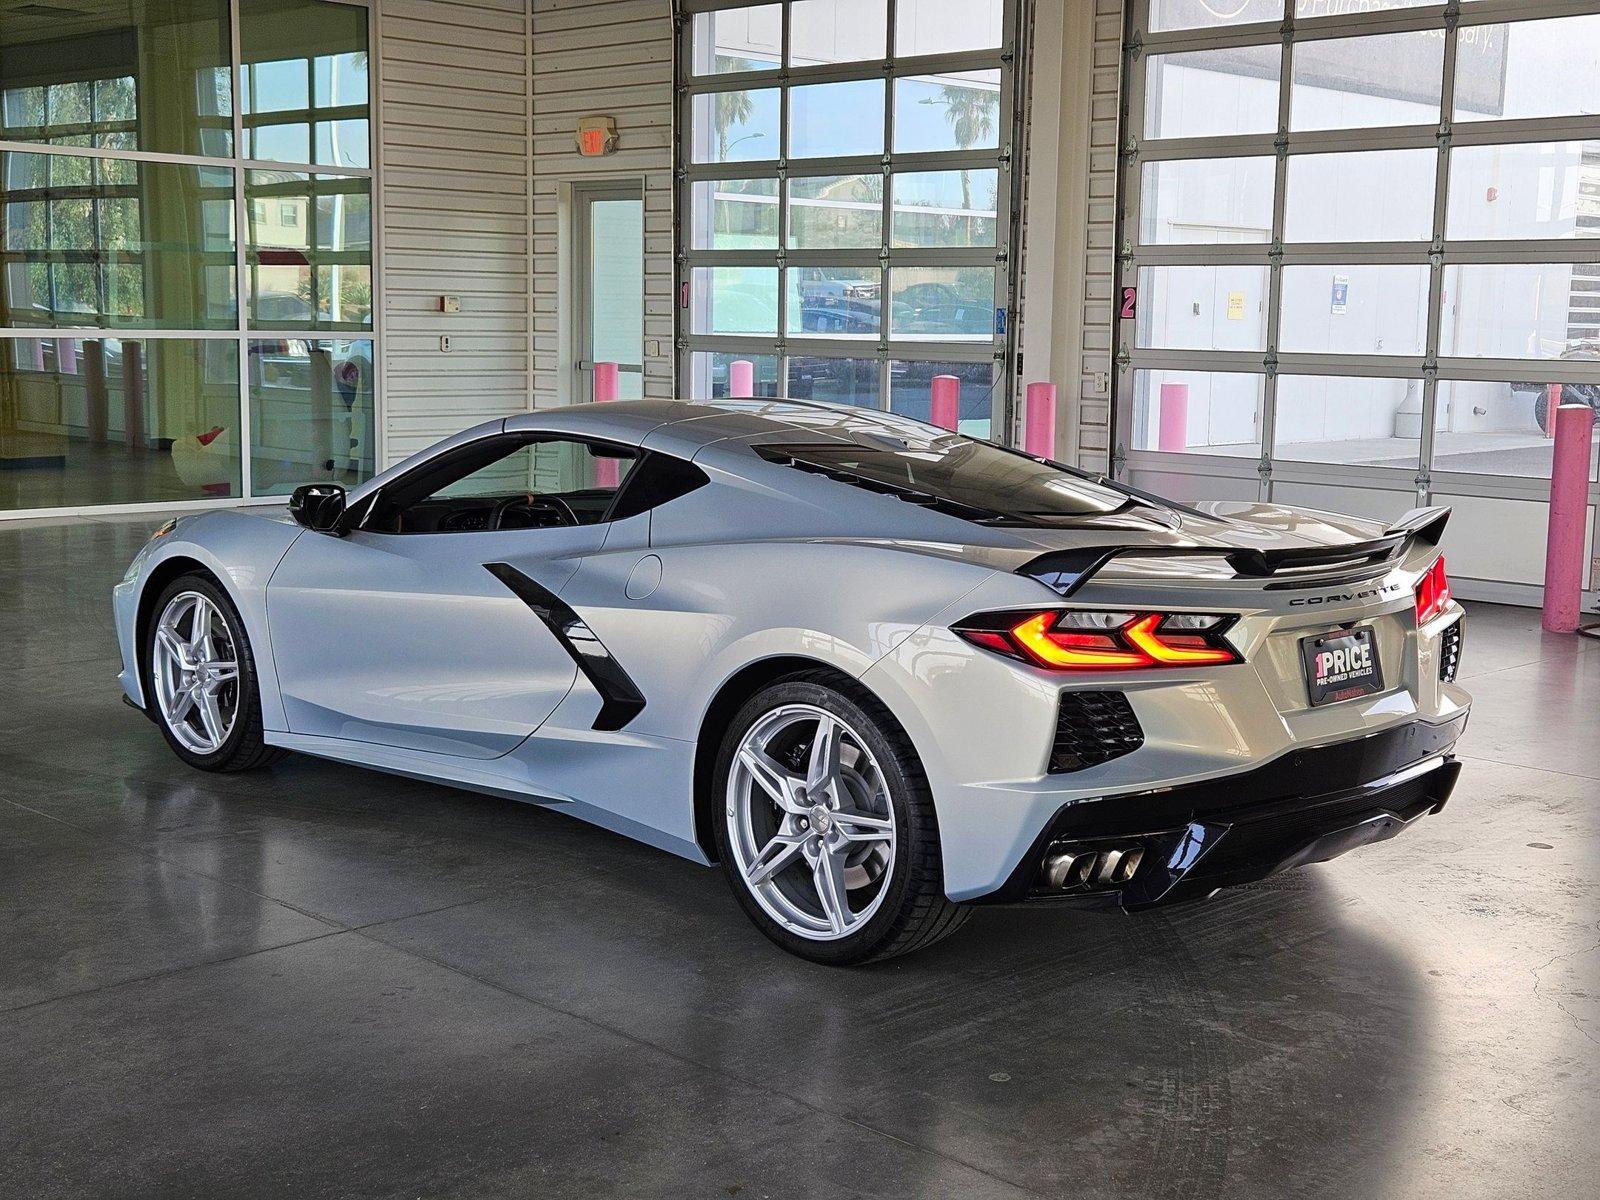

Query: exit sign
[576,116,617,157]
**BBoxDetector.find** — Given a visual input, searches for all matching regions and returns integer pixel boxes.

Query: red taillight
[1415,555,1451,625]
[956,610,1241,671]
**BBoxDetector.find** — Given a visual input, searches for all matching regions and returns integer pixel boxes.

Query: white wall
[378,0,533,466]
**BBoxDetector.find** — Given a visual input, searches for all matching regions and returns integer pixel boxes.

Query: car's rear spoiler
[1021,506,1450,597]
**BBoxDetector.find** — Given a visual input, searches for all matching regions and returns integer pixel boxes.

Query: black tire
[141,572,284,773]
[712,670,970,965]
[1535,388,1551,435]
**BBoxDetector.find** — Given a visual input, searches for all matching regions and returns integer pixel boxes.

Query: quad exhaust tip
[1041,844,1144,892]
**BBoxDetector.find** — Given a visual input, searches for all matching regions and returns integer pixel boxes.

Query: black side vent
[1439,619,1464,683]
[1050,691,1144,774]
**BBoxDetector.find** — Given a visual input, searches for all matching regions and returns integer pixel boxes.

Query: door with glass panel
[674,0,1017,439]
[574,184,645,403]
[1116,0,1600,603]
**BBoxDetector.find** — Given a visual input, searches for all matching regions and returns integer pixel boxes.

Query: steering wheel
[489,492,579,530]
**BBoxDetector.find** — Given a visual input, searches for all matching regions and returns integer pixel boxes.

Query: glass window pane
[894,71,1000,154]
[788,355,879,407]
[890,267,995,340]
[895,0,1003,56]
[889,359,994,436]
[421,438,638,509]
[1274,374,1422,469]
[788,267,881,337]
[690,178,778,250]
[790,0,887,66]
[892,169,998,247]
[1149,0,1282,34]
[1,337,241,510]
[788,174,882,249]
[1134,265,1270,352]
[1290,32,1443,132]
[690,88,780,163]
[689,266,778,335]
[241,0,369,169]
[249,338,374,495]
[1284,149,1435,242]
[1278,265,1429,355]
[1,151,236,330]
[690,4,782,75]
[1440,263,1600,361]
[1139,157,1275,245]
[1455,17,1600,124]
[687,351,781,399]
[587,198,642,373]
[1434,379,1600,481]
[1143,46,1280,140]
[0,0,232,157]
[1447,142,1600,240]
[790,80,884,159]
[1131,369,1263,457]
[246,171,371,331]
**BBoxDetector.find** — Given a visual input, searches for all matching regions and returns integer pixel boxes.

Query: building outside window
[0,0,375,515]
[675,0,1018,437]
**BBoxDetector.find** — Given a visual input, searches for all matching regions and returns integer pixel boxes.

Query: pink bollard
[1158,382,1189,452]
[58,337,77,374]
[930,374,960,430]
[593,361,620,404]
[1545,384,1561,439]
[26,338,44,371]
[729,359,754,398]
[593,361,620,486]
[1024,382,1056,458]
[1542,402,1597,633]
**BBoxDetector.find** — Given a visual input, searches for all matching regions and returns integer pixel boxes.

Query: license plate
[1301,627,1384,707]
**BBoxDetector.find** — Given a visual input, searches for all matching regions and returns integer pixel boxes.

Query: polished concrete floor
[2,514,1597,1200]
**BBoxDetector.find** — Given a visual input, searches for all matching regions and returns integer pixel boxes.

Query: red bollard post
[729,359,754,398]
[593,361,619,404]
[1158,382,1189,452]
[930,374,960,430]
[1545,384,1561,439]
[1542,402,1597,633]
[1024,382,1056,458]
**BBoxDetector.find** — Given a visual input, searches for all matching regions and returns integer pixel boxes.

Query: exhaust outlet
[1041,843,1147,892]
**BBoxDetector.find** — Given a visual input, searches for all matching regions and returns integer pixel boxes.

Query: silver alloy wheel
[726,703,897,941]
[151,590,240,755]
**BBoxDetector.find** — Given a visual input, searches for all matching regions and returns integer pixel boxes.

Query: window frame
[1114,0,1600,500]
[674,0,1022,434]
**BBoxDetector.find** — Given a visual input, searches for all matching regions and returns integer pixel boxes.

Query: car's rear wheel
[144,573,282,772]
[713,671,969,964]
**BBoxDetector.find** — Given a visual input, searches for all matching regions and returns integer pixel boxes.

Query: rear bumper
[970,712,1466,906]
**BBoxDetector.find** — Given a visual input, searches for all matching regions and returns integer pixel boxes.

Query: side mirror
[288,483,347,533]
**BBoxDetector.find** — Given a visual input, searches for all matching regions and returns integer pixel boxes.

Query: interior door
[266,434,640,758]
[574,183,645,402]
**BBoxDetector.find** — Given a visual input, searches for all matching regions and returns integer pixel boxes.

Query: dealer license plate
[1301,627,1384,707]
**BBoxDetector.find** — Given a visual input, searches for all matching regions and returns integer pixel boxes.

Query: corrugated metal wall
[378,0,534,466]
[1075,0,1123,474]
[529,0,676,407]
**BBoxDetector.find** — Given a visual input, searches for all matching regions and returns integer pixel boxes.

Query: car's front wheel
[713,671,969,964]
[143,573,282,772]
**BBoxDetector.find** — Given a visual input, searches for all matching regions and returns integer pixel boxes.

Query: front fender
[114,510,304,730]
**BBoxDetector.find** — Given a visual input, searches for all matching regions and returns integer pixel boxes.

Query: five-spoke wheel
[714,672,969,964]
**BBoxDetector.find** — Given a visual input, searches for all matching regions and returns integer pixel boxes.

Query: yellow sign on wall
[1227,291,1245,321]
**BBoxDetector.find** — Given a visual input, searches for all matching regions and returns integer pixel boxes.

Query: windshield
[759,439,1145,524]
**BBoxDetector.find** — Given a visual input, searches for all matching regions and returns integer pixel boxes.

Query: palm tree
[926,84,998,210]
[714,90,755,162]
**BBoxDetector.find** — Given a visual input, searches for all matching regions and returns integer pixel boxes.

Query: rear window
[756,440,1143,524]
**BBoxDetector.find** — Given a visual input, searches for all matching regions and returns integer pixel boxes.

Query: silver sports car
[113,400,1471,963]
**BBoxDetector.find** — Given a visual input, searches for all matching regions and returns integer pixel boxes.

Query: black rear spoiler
[1021,506,1450,597]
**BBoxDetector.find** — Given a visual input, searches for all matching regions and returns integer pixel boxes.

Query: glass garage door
[1117,0,1600,600]
[675,0,1018,438]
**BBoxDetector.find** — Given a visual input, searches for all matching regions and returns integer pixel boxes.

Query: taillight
[954,610,1241,671]
[1415,555,1451,625]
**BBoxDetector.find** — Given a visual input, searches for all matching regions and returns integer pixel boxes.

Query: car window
[756,439,1142,524]
[373,435,640,533]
